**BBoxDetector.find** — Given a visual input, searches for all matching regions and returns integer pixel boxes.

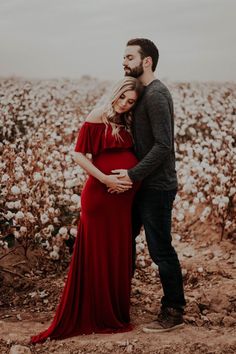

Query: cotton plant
[0,143,82,260]
[172,82,236,239]
[0,77,106,259]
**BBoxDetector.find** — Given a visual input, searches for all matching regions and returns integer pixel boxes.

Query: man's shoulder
[145,80,173,103]
[148,79,171,95]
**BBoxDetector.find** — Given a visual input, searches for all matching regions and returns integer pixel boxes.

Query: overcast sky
[0,0,235,82]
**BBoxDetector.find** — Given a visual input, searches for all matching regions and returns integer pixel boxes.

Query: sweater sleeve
[128,90,173,181]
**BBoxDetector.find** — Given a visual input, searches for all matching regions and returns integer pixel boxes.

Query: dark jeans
[132,188,186,311]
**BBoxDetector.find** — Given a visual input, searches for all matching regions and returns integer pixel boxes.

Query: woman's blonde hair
[101,77,143,139]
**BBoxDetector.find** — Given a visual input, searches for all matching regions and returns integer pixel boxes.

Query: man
[112,38,186,333]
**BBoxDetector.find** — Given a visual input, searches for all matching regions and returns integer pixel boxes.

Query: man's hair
[126,38,159,72]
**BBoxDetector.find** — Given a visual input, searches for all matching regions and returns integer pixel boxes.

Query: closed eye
[123,55,133,60]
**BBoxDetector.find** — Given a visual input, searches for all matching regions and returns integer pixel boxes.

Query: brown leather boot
[143,307,184,333]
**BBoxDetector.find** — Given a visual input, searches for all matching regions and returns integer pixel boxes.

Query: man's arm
[128,90,173,182]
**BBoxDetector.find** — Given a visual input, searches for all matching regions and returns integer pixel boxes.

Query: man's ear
[143,56,152,69]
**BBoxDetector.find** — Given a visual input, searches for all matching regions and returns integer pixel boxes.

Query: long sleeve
[128,90,173,182]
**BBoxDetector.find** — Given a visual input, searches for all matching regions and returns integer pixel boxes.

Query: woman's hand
[102,173,133,193]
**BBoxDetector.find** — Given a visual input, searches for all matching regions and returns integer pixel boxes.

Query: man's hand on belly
[107,170,133,194]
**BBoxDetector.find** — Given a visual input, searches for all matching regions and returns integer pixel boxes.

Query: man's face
[123,45,144,78]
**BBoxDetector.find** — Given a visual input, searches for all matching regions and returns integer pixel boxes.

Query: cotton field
[0,78,235,262]
[171,82,236,239]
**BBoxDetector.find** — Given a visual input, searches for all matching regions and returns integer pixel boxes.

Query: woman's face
[113,90,138,114]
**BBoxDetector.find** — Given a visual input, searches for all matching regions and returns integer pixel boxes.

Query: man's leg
[139,188,186,332]
[131,191,143,276]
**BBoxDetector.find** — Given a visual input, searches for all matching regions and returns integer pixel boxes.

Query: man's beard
[124,62,144,78]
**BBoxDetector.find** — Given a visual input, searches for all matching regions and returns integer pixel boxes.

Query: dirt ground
[0,224,235,354]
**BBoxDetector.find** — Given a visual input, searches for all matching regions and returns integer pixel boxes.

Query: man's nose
[123,58,127,66]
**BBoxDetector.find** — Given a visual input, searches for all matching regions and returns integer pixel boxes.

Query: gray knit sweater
[128,79,178,190]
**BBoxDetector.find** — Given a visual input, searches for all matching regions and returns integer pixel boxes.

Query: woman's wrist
[99,173,107,184]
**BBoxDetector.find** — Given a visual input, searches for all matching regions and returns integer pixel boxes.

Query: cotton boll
[176,213,185,221]
[2,242,9,250]
[11,186,21,195]
[5,211,15,220]
[50,250,59,260]
[151,262,158,270]
[137,255,145,261]
[25,213,34,223]
[138,243,145,251]
[20,226,27,233]
[15,211,24,219]
[204,184,210,192]
[33,172,43,181]
[189,205,196,214]
[188,127,196,135]
[214,186,222,193]
[225,220,232,230]
[218,202,225,209]
[61,194,70,202]
[14,231,20,239]
[47,224,54,232]
[40,213,49,224]
[71,194,81,204]
[64,171,71,179]
[197,192,204,199]
[136,235,142,243]
[182,184,193,194]
[229,187,236,196]
[70,228,77,236]
[14,201,21,209]
[6,202,15,209]
[26,149,32,156]
[1,174,9,182]
[65,180,75,188]
[42,240,51,250]
[182,201,189,210]
[15,157,23,165]
[21,185,30,194]
[45,167,53,174]
[59,227,67,236]
[222,196,229,204]
[53,245,60,253]
[139,260,146,268]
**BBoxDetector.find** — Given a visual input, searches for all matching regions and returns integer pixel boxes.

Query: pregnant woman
[30,77,143,343]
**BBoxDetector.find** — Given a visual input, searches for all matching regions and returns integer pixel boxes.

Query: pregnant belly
[93,149,138,174]
[81,149,139,215]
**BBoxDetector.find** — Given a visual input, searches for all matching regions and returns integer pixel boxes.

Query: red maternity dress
[30,122,139,343]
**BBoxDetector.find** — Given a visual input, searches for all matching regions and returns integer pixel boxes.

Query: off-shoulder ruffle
[74,122,133,155]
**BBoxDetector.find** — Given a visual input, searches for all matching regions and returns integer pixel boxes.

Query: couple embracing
[31,38,186,344]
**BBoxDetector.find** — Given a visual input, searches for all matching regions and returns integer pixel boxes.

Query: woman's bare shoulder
[85,106,106,123]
